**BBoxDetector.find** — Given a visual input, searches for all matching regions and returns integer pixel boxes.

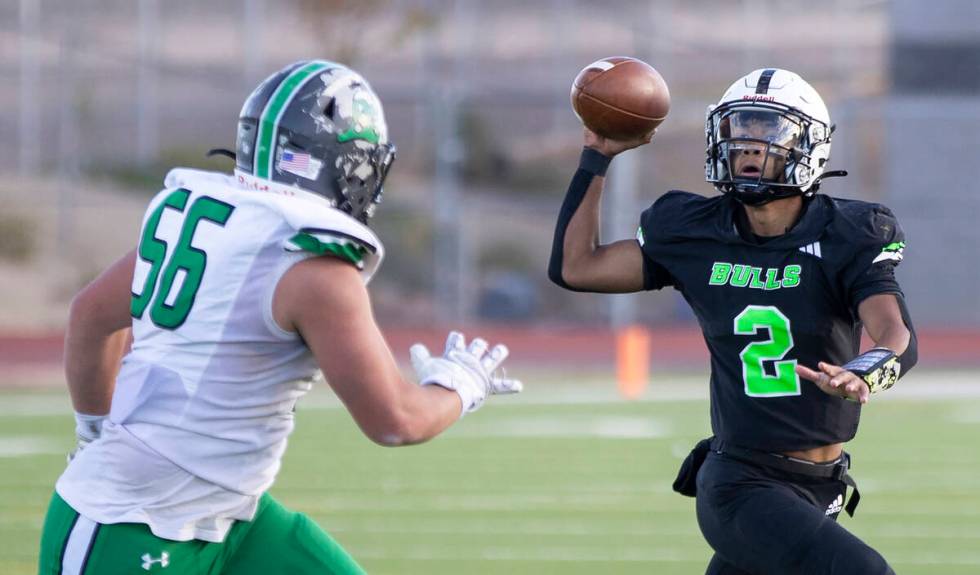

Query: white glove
[410,331,523,416]
[68,412,105,462]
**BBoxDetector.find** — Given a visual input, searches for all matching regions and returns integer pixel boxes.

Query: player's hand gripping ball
[571,56,670,141]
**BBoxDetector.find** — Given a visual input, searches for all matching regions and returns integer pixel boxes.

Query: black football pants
[695,451,894,575]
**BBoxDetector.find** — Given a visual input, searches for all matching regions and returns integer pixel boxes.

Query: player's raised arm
[547,130,652,294]
[275,256,519,447]
[551,57,669,294]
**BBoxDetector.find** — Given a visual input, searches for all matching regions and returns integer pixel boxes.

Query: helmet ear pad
[235,118,259,175]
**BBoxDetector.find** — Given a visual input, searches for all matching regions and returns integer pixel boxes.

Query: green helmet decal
[338,93,383,144]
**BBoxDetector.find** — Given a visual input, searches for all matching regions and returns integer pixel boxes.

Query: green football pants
[38,491,366,574]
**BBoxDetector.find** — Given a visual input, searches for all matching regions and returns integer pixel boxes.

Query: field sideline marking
[311,516,980,541]
[343,544,980,565]
[0,436,63,458]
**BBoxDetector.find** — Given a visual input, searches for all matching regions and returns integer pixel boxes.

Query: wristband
[842,347,901,394]
[74,411,106,442]
[579,147,612,177]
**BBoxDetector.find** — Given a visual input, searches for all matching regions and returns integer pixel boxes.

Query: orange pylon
[616,325,651,399]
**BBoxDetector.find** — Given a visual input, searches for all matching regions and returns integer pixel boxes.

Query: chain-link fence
[2,0,976,329]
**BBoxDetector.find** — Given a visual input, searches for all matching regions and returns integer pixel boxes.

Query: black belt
[710,438,861,517]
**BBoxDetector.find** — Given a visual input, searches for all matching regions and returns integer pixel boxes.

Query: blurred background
[1,1,979,573]
[1,0,978,347]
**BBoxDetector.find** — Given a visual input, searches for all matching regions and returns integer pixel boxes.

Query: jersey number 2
[734,305,801,397]
[130,188,235,329]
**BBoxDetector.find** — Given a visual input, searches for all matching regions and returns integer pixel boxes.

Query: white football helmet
[705,69,837,205]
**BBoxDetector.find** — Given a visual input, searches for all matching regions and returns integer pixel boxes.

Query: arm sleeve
[841,205,906,314]
[637,205,675,291]
[547,168,597,292]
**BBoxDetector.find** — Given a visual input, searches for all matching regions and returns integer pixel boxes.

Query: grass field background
[2,370,979,574]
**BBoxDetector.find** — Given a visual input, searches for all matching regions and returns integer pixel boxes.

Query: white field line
[292,496,666,513]
[0,436,63,457]
[292,493,980,516]
[351,544,707,563]
[324,519,700,537]
[449,415,671,439]
[343,544,980,566]
[319,517,980,541]
[0,394,71,416]
[2,372,979,417]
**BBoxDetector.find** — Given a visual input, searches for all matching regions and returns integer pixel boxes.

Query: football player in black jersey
[549,68,916,575]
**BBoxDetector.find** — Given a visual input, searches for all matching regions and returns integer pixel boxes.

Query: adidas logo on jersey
[798,242,822,258]
[825,494,843,516]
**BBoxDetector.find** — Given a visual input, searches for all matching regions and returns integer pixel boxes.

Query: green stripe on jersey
[255,61,332,179]
[287,232,367,268]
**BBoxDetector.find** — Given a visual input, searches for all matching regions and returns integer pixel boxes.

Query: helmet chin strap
[731,184,803,206]
[206,148,236,161]
[806,169,848,194]
[814,169,848,182]
[731,167,848,206]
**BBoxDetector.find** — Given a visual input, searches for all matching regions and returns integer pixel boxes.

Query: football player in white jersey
[38,60,522,575]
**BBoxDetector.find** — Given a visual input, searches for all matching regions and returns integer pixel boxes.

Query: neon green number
[734,305,800,397]
[131,190,235,330]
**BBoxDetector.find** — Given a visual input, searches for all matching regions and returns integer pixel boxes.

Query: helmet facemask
[332,140,396,222]
[706,101,830,205]
[705,69,835,206]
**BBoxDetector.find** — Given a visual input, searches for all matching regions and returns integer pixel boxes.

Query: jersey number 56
[130,188,235,330]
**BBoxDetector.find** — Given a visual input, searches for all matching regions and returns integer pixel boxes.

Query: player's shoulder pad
[164,168,385,283]
[828,197,905,264]
[276,198,385,284]
[164,167,235,191]
[141,168,237,224]
[638,190,726,247]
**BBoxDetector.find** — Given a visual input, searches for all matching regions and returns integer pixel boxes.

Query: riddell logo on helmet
[742,95,776,102]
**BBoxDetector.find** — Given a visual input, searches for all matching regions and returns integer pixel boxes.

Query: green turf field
[2,373,980,574]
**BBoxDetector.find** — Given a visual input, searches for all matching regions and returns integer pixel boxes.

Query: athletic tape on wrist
[842,347,900,394]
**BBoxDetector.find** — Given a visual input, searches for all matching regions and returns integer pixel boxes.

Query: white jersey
[57,168,383,542]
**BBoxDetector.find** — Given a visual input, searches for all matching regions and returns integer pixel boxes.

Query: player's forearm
[64,301,130,415]
[561,178,606,281]
[548,148,610,290]
[869,322,910,356]
[356,382,460,447]
[858,293,914,358]
[388,384,462,446]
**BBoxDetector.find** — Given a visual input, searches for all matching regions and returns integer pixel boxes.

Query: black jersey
[638,191,906,451]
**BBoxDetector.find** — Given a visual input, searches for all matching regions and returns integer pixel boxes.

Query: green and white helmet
[233,60,396,223]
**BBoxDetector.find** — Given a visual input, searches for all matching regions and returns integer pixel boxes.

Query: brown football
[570,56,670,140]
